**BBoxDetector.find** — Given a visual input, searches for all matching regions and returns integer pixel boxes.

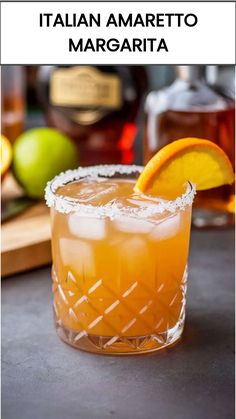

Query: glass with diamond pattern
[45,165,194,355]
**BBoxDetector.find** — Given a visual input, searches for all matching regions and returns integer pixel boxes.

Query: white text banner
[1,1,235,64]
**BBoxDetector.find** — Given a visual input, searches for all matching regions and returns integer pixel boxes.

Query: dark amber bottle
[37,65,148,166]
[144,66,235,228]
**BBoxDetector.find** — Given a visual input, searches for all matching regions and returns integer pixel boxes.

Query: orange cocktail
[45,165,194,354]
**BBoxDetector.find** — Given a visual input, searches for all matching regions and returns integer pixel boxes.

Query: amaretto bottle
[37,65,148,166]
[144,65,235,228]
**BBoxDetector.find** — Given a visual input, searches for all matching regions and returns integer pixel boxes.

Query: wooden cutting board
[1,174,52,277]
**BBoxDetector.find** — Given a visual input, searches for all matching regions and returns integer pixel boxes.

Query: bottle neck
[176,66,205,82]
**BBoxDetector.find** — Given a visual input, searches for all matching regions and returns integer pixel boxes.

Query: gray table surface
[2,230,235,419]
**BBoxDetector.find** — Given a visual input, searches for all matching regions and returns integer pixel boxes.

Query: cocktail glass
[45,165,195,355]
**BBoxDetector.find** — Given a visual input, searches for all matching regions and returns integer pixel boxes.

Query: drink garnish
[135,138,234,196]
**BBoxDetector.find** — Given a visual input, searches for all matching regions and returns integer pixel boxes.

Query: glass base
[192,208,234,228]
[54,315,185,355]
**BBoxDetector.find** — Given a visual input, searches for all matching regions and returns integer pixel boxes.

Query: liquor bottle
[37,65,148,166]
[144,65,235,228]
[1,66,26,143]
[206,65,235,101]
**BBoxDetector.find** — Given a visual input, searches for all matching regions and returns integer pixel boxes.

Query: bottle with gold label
[37,65,148,165]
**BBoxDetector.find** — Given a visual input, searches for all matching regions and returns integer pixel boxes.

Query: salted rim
[45,164,195,219]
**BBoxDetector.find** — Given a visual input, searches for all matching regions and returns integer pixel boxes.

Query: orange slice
[135,138,234,195]
[1,135,12,177]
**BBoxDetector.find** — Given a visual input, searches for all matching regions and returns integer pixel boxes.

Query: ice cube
[60,179,118,204]
[114,216,153,234]
[119,236,149,275]
[69,214,106,240]
[60,238,95,277]
[127,197,162,208]
[78,181,118,204]
[149,213,181,241]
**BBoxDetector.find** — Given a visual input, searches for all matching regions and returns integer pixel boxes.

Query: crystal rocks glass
[45,165,194,355]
